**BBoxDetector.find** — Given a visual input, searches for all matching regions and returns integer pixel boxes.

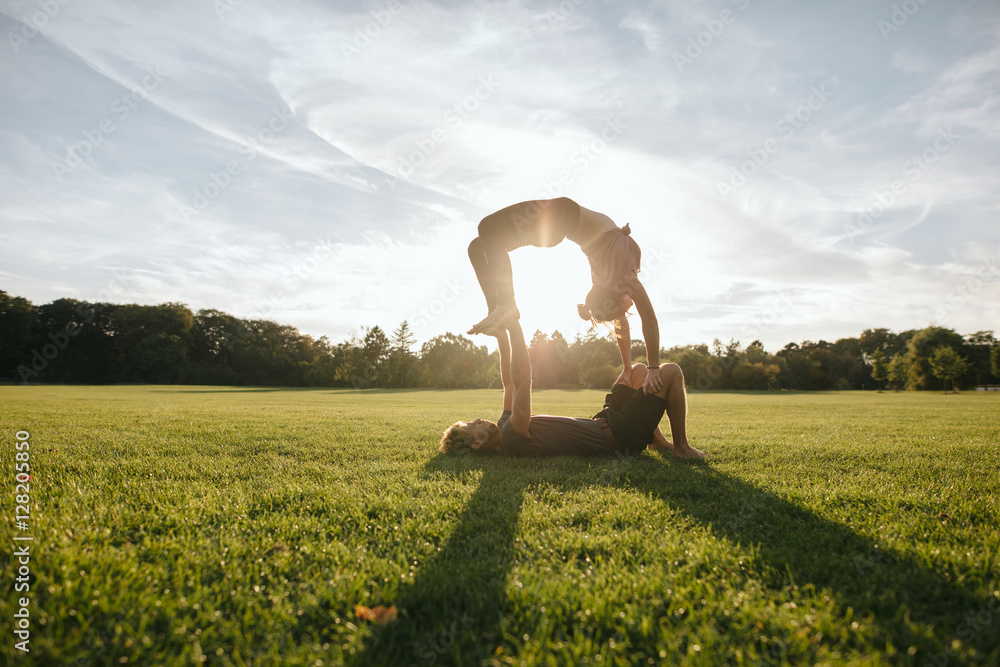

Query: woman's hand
[642,365,663,393]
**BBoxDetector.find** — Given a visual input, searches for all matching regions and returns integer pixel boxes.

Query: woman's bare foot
[478,322,507,338]
[468,304,520,335]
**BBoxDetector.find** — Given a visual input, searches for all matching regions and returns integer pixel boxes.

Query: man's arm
[495,329,513,413]
[629,279,662,392]
[507,320,532,437]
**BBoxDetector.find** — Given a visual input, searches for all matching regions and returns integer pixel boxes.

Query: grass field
[1,386,998,666]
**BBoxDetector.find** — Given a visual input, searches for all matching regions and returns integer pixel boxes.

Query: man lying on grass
[440,320,706,459]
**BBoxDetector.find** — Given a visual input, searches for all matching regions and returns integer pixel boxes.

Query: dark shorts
[478,198,580,250]
[592,384,667,455]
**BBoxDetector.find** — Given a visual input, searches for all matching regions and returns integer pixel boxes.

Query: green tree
[548,331,572,385]
[133,332,188,383]
[775,340,837,390]
[578,350,617,389]
[303,336,340,387]
[859,328,909,358]
[869,348,888,392]
[419,333,493,388]
[529,330,572,388]
[736,341,782,389]
[361,325,391,387]
[391,321,416,354]
[904,327,976,390]
[887,355,907,392]
[731,362,781,390]
[233,319,316,386]
[929,346,972,393]
[965,331,998,386]
[629,338,646,364]
[993,345,1000,381]
[30,299,118,384]
[570,330,618,389]
[383,321,419,388]
[188,309,246,384]
[667,344,715,391]
[830,337,870,389]
[331,339,368,388]
[0,291,38,380]
[110,303,195,381]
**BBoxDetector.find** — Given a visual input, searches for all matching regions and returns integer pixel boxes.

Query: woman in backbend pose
[467,197,665,398]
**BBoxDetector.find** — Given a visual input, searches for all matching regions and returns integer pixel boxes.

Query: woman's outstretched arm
[628,279,663,393]
[613,316,633,386]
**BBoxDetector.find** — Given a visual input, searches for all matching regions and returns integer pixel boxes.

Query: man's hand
[614,366,632,387]
[642,365,663,393]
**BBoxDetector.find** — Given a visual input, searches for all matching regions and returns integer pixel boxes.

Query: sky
[1,0,998,353]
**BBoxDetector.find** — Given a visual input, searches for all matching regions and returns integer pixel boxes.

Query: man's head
[439,418,502,454]
[578,286,633,323]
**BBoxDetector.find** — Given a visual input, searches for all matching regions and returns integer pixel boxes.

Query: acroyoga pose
[440,319,706,459]
[467,197,664,394]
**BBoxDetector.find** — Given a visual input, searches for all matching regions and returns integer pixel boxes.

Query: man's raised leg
[619,364,672,452]
[647,363,706,459]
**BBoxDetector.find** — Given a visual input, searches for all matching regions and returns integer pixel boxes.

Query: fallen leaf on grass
[354,604,398,624]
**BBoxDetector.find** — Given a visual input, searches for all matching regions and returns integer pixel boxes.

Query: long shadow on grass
[348,453,997,665]
[617,457,998,661]
[347,456,526,667]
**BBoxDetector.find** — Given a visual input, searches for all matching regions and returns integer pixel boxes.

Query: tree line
[2,290,998,390]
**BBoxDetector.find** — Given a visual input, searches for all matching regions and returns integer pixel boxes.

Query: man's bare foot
[671,442,707,460]
[468,304,520,335]
[648,430,673,451]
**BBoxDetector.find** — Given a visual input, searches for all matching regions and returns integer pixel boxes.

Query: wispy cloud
[1,0,998,351]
